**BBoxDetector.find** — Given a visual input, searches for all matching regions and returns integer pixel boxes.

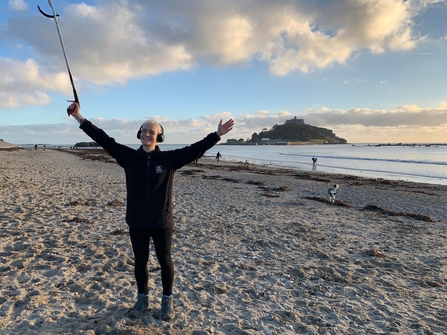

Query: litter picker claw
[38,0,80,114]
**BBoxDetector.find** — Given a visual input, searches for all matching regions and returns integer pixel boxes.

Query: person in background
[67,101,234,321]
[216,151,222,162]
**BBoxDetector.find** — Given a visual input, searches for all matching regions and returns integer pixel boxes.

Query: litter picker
[38,0,79,114]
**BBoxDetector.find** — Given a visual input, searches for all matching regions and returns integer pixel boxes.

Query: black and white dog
[328,184,339,203]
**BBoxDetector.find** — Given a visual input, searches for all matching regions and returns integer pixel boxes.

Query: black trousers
[129,226,174,296]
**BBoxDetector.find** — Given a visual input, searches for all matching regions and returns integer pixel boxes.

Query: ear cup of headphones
[136,124,142,139]
[157,125,165,142]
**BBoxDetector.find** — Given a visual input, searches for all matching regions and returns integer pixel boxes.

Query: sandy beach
[0,141,18,149]
[1,148,446,335]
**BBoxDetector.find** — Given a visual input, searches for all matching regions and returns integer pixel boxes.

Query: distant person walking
[67,101,233,322]
[216,151,222,162]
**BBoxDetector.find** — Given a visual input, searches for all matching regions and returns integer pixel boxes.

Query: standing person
[67,102,234,321]
[216,151,222,162]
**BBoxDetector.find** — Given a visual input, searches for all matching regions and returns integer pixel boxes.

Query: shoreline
[9,144,447,186]
[16,146,447,187]
[0,149,446,334]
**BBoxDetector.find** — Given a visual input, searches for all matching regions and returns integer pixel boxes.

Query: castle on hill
[222,115,347,145]
[285,116,304,125]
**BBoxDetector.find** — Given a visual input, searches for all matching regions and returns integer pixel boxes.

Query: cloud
[343,77,370,85]
[9,0,27,11]
[331,124,447,143]
[411,52,436,55]
[1,0,443,113]
[0,57,70,108]
[4,0,436,92]
[1,104,446,144]
[302,105,447,127]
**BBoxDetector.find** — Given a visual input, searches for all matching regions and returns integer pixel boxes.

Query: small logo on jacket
[156,165,163,173]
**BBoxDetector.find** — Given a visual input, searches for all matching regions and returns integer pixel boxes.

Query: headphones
[137,122,165,143]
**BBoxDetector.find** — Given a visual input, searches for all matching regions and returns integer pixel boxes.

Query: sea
[22,143,447,186]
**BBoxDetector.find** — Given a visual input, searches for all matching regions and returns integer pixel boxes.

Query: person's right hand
[67,101,81,116]
[67,101,85,124]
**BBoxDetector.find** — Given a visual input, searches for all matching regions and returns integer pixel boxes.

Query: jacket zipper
[146,154,150,226]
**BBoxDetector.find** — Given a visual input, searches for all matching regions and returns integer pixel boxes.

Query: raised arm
[66,101,127,165]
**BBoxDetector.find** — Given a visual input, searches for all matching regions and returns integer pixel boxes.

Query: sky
[1,0,447,145]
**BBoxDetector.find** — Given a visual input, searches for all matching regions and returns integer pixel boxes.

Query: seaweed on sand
[362,204,436,222]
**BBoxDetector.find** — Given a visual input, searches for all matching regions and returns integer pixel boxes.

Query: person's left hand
[217,119,234,136]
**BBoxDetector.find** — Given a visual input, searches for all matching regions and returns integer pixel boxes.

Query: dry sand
[0,141,18,149]
[1,148,446,335]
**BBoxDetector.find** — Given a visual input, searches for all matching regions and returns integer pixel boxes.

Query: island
[222,117,347,145]
[74,141,99,148]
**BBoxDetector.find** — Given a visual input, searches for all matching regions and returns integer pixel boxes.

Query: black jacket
[80,120,220,229]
